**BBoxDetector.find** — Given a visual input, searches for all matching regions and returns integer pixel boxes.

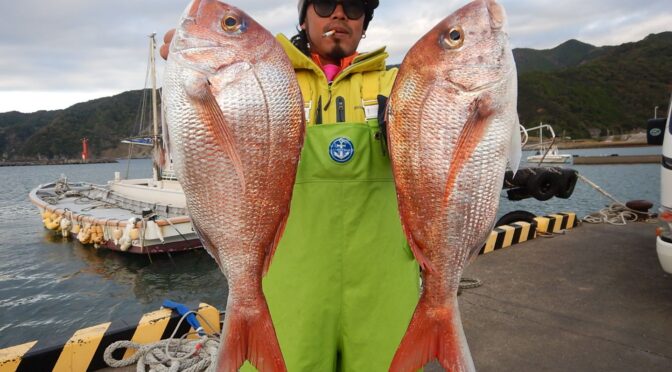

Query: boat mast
[149,33,161,182]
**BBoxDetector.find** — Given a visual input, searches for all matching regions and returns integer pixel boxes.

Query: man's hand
[159,29,176,60]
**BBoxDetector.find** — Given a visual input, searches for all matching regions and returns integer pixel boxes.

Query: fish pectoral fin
[186,75,246,192]
[263,210,289,276]
[443,94,495,206]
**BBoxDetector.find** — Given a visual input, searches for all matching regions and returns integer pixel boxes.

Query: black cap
[298,0,379,30]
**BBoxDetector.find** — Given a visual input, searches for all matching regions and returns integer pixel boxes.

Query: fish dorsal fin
[442,95,494,207]
[188,78,246,192]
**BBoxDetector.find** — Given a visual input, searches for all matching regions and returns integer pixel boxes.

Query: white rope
[582,204,640,225]
[578,174,654,225]
[104,311,221,372]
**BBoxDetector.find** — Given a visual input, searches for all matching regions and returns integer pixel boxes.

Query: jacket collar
[276,33,389,83]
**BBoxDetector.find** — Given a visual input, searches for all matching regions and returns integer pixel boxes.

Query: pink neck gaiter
[322,64,340,83]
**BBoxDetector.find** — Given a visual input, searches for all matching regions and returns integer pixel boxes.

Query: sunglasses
[312,0,366,20]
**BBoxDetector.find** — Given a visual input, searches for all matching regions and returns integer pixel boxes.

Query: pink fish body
[387,0,520,370]
[162,1,305,371]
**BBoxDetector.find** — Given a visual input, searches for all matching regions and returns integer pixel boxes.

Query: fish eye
[440,26,464,49]
[221,14,241,32]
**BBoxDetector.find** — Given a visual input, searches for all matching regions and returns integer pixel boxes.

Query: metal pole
[655,106,659,119]
[149,33,161,182]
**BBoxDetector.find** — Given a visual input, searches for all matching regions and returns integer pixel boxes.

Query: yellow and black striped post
[478,212,578,255]
[0,303,220,372]
[534,213,577,233]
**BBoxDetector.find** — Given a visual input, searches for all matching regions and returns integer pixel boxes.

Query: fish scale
[388,0,520,371]
[162,1,304,371]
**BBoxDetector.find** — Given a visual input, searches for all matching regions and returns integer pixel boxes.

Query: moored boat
[524,123,572,164]
[28,34,201,255]
[526,145,572,164]
[29,175,200,254]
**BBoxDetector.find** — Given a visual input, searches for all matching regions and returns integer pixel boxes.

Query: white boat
[523,123,572,164]
[28,34,201,255]
[526,145,572,164]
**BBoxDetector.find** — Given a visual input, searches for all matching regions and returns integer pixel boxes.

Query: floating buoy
[119,218,139,251]
[112,226,123,245]
[71,222,81,235]
[129,226,140,240]
[44,213,62,230]
[59,217,72,237]
[91,225,104,244]
[42,209,52,220]
[78,223,92,244]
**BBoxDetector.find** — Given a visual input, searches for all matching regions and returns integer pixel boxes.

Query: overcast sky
[0,0,670,113]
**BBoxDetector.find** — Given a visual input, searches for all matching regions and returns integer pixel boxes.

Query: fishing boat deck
[434,221,672,372]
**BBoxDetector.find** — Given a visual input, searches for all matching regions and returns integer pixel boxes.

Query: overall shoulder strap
[295,71,314,124]
[361,71,381,122]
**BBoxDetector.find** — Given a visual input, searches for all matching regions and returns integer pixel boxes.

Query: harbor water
[0,146,662,348]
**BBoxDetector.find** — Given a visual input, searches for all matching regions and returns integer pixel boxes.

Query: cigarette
[322,30,336,38]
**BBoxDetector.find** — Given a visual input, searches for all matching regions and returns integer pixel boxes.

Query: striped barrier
[0,303,220,372]
[534,213,577,233]
[478,212,577,255]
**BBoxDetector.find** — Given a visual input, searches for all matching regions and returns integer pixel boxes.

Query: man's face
[302,0,365,63]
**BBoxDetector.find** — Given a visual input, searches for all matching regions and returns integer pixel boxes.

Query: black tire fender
[496,210,537,227]
[556,169,579,199]
[526,169,561,201]
[506,187,531,201]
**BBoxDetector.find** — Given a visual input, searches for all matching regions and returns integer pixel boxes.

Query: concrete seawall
[573,154,661,164]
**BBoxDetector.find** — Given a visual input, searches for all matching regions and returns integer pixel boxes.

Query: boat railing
[521,123,562,165]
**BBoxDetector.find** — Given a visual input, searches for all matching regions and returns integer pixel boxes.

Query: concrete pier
[572,155,661,164]
[426,221,672,372]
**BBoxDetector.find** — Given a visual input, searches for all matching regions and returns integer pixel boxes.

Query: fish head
[407,0,514,92]
[169,0,274,73]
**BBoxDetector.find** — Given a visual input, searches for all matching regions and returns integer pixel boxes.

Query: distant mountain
[0,89,157,160]
[517,32,672,139]
[514,39,602,74]
[1,32,671,160]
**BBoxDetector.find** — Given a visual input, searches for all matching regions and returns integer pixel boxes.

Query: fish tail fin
[390,299,474,372]
[218,299,287,372]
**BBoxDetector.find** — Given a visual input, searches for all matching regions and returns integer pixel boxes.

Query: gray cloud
[0,0,670,112]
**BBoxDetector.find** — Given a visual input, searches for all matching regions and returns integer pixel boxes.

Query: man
[162,1,420,370]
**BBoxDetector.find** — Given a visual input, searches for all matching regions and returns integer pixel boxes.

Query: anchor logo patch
[329,137,355,163]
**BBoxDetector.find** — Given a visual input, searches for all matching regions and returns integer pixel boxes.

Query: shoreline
[0,159,119,167]
[1,142,656,166]
[526,140,653,150]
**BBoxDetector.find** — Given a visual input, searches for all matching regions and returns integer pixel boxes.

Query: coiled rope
[459,277,482,290]
[582,204,640,225]
[578,174,655,225]
[104,311,221,372]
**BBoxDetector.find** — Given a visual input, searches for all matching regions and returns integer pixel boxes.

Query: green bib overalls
[242,36,420,372]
